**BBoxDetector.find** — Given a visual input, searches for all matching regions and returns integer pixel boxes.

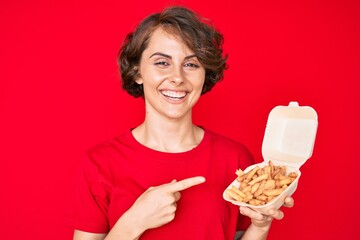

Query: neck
[132,109,203,153]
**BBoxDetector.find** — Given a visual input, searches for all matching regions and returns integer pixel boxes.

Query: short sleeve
[238,143,255,171]
[237,143,254,231]
[73,151,111,233]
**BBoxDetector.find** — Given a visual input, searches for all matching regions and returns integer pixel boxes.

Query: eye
[184,62,200,69]
[154,61,170,67]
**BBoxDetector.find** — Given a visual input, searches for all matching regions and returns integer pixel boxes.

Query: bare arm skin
[73,230,106,240]
[240,197,295,240]
[73,177,206,240]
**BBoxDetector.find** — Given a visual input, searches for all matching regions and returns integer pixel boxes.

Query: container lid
[261,101,318,168]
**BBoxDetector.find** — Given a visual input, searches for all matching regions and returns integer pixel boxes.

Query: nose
[170,68,184,85]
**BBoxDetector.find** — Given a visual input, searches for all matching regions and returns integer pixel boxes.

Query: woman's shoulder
[204,128,248,149]
[85,130,133,157]
[203,128,254,167]
[81,130,136,174]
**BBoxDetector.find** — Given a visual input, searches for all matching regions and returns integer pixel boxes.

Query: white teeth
[161,90,187,99]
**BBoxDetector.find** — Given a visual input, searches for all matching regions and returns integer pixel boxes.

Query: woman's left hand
[239,196,294,228]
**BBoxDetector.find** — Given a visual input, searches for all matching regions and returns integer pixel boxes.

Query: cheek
[191,76,206,99]
[151,67,171,79]
[195,72,206,89]
[142,71,165,87]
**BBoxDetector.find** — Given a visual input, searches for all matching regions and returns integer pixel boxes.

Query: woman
[73,6,293,240]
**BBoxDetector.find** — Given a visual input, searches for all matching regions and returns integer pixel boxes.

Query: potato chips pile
[225,161,298,206]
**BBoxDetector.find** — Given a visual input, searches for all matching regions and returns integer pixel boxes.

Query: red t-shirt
[73,128,253,239]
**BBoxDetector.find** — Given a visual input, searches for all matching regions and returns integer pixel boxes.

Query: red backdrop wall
[1,0,359,239]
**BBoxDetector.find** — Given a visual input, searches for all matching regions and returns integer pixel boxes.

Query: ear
[135,78,143,85]
[133,66,143,84]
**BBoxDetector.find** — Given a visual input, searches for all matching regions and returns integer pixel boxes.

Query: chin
[163,110,190,120]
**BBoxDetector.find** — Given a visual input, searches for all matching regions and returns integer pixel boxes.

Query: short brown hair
[118,6,228,97]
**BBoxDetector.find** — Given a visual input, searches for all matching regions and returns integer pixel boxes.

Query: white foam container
[223,101,318,214]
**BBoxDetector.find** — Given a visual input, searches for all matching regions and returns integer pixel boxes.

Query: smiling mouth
[161,90,188,100]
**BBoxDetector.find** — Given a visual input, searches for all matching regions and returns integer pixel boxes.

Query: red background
[1,0,359,239]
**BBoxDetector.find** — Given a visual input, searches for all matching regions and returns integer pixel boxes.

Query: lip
[160,90,189,104]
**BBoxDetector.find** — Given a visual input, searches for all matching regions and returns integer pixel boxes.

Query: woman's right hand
[105,176,205,240]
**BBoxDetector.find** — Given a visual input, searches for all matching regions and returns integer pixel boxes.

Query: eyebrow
[149,52,197,60]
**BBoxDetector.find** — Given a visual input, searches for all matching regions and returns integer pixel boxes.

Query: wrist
[106,209,145,240]
[120,209,146,239]
[250,219,273,232]
[241,221,272,240]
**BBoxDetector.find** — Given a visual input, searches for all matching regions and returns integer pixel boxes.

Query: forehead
[144,27,193,55]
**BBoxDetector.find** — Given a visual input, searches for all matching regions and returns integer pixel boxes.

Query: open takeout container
[223,101,318,214]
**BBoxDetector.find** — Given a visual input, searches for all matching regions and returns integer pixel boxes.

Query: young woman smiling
[72,6,294,240]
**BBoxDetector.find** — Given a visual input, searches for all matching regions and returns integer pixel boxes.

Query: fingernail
[193,177,205,184]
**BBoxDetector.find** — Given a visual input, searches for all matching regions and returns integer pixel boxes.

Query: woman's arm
[240,197,294,240]
[73,230,106,240]
[104,177,205,240]
[239,208,277,240]
[73,212,141,240]
[74,177,205,240]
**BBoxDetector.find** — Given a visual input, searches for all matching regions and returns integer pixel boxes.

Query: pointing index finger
[169,176,206,192]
